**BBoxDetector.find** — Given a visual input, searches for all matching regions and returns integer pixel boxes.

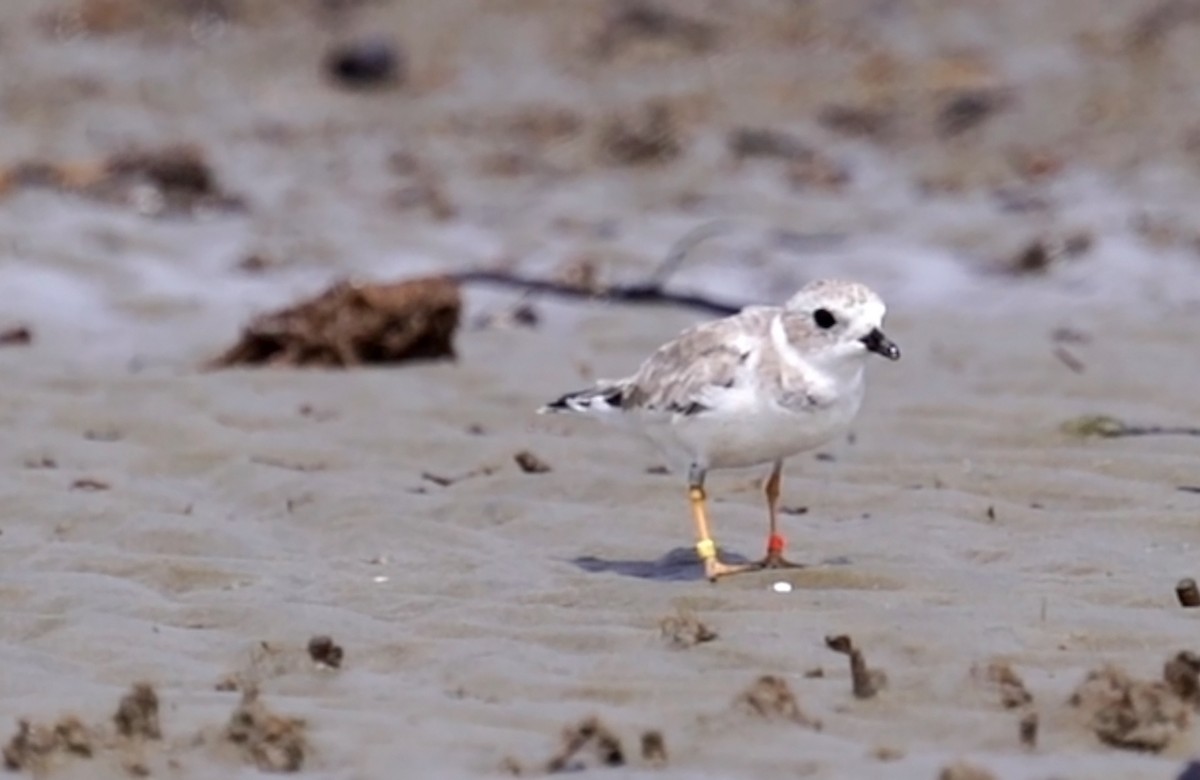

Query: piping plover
[540,278,899,581]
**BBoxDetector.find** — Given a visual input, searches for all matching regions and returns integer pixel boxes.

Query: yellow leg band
[695,539,716,560]
[689,487,705,502]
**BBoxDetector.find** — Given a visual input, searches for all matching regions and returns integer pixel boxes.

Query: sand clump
[638,730,667,767]
[513,450,552,474]
[733,675,821,729]
[223,685,309,773]
[544,717,625,773]
[506,716,668,775]
[972,660,1034,709]
[3,681,311,775]
[970,660,1040,749]
[658,610,717,649]
[727,127,850,190]
[938,760,998,780]
[825,635,887,700]
[2,716,96,772]
[1162,651,1200,706]
[2,683,159,775]
[1018,711,1039,749]
[1177,578,1200,607]
[113,683,162,740]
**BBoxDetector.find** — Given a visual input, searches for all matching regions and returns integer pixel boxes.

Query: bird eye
[813,308,837,329]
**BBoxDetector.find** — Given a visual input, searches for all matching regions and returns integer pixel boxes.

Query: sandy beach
[2,1,1200,778]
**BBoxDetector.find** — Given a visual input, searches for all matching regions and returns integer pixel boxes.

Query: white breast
[632,362,865,471]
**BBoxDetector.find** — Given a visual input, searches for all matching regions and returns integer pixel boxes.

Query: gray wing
[622,309,772,415]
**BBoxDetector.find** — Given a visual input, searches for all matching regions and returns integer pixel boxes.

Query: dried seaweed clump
[2,716,95,772]
[210,276,460,368]
[1069,663,1191,752]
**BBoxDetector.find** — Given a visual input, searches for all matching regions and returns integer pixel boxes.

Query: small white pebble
[372,575,390,584]
[772,581,792,593]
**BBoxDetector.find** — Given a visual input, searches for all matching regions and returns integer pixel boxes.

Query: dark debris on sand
[0,325,33,347]
[209,276,460,369]
[324,36,406,89]
[513,450,552,474]
[307,635,344,669]
[1001,232,1093,275]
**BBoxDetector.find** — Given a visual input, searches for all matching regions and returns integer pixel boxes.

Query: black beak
[861,328,900,360]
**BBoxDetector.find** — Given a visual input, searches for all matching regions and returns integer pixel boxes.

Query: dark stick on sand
[451,220,748,317]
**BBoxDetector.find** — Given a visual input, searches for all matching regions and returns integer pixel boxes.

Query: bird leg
[688,465,757,581]
[760,460,803,569]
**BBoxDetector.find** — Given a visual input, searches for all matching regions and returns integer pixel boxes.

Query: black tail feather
[540,385,624,414]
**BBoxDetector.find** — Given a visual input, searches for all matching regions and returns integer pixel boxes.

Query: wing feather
[622,309,772,415]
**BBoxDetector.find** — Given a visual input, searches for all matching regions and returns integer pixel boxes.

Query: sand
[2,1,1200,778]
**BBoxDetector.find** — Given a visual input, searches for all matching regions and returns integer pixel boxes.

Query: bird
[539,278,900,581]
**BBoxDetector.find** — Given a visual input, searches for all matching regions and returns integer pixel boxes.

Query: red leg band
[767,534,786,554]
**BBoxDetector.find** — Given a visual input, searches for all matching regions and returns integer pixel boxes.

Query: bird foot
[703,552,804,581]
[703,558,759,581]
[758,550,804,570]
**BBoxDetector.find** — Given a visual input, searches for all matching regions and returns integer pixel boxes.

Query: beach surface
[1,1,1200,777]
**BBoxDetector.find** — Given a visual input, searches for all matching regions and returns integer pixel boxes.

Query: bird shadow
[570,546,851,582]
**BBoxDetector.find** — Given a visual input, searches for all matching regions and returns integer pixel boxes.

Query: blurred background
[2,0,1200,364]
